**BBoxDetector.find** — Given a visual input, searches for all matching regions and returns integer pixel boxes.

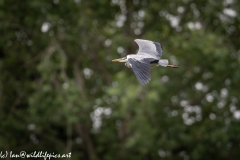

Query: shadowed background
[0,0,240,159]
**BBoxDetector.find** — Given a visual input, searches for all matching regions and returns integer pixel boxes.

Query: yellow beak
[112,59,121,62]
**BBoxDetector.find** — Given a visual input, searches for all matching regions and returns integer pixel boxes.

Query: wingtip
[140,82,148,85]
[134,39,149,42]
[139,79,151,85]
[134,39,140,42]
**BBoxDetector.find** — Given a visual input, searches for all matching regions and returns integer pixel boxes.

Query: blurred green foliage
[0,0,240,159]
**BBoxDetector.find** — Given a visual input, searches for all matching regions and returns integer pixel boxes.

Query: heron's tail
[158,59,168,67]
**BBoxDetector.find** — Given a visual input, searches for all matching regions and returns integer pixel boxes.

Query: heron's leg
[167,65,178,68]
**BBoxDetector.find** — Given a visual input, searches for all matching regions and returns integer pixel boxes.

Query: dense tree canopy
[0,0,240,159]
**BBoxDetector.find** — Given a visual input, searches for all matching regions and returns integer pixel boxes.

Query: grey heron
[112,39,178,84]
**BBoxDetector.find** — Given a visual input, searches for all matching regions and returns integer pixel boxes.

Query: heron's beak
[112,58,121,62]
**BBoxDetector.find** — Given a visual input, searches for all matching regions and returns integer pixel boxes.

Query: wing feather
[134,39,163,59]
[128,58,151,84]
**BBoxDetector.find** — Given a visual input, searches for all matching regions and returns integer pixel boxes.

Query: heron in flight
[112,39,178,84]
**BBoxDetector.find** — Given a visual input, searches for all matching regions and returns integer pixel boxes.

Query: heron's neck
[125,61,132,68]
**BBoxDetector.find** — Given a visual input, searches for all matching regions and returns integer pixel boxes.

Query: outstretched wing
[128,58,151,84]
[134,39,163,59]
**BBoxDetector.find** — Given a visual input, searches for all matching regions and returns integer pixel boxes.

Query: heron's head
[112,57,127,62]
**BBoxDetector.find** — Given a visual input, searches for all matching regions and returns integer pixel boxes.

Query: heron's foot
[167,65,178,68]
